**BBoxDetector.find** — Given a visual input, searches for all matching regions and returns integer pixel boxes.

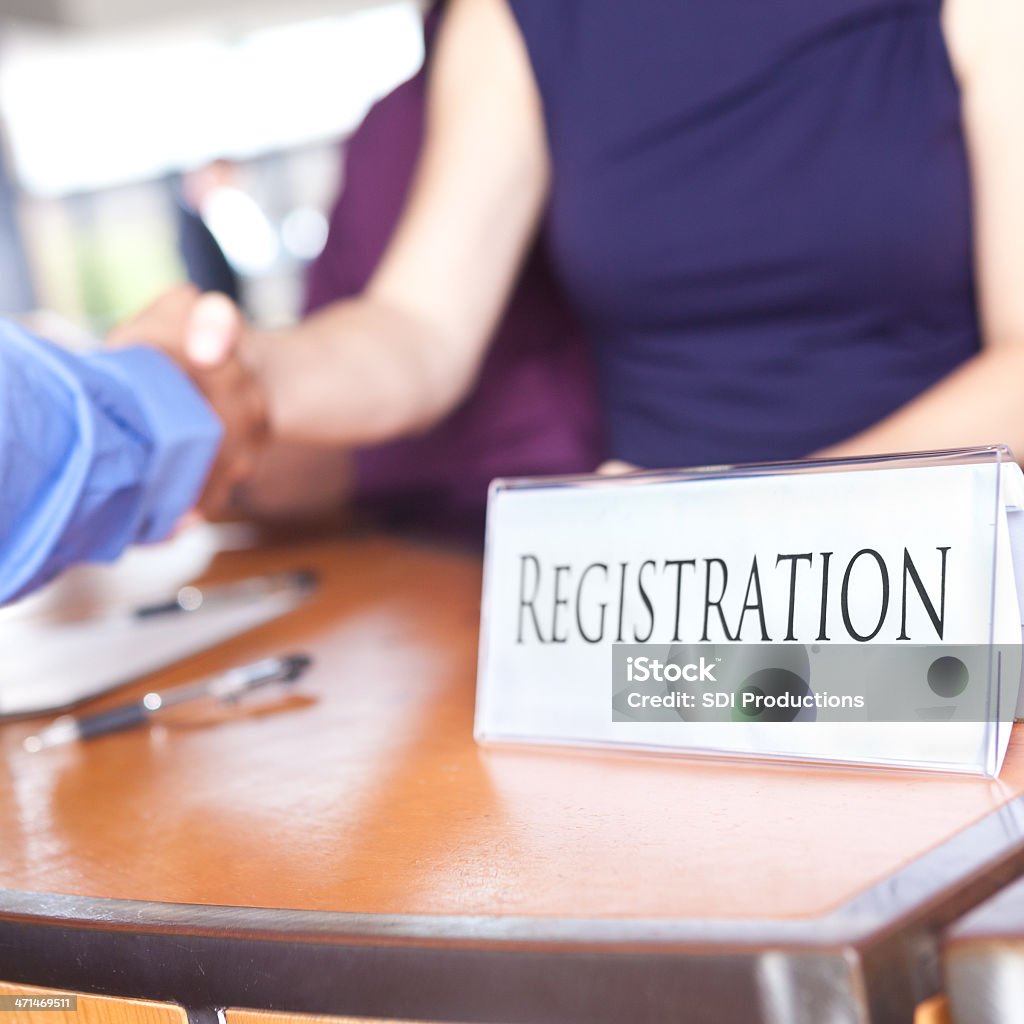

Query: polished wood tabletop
[3,530,1024,1023]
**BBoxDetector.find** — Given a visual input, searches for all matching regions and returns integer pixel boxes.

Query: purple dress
[509,0,978,468]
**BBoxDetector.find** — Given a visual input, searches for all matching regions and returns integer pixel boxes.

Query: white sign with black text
[475,448,1024,776]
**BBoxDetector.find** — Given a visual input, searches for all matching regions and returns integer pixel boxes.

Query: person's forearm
[251,298,479,447]
[816,346,1024,460]
[0,323,220,604]
[222,442,353,525]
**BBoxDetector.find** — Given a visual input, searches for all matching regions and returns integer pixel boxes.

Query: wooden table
[3,532,1024,1023]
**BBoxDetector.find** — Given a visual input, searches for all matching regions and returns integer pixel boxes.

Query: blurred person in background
[174,161,243,306]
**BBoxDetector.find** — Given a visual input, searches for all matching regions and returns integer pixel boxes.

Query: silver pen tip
[22,716,79,752]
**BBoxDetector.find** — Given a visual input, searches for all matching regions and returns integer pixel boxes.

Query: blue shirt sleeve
[0,320,222,605]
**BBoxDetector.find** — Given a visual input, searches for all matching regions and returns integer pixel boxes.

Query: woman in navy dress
[173,0,1024,504]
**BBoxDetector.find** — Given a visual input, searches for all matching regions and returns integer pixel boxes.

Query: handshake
[108,284,271,520]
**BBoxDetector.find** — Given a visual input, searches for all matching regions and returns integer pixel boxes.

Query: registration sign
[474,447,1024,776]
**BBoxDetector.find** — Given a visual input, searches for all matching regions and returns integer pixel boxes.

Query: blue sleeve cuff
[86,346,223,543]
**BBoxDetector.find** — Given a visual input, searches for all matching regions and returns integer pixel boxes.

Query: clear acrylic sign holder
[475,446,1024,776]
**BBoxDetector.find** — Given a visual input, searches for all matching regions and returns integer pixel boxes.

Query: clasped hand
[107,285,269,519]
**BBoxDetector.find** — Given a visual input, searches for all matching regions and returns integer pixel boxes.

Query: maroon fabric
[304,11,602,537]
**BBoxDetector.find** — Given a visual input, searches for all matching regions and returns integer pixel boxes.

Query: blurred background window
[0,0,424,332]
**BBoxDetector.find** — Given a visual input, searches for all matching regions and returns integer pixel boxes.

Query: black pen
[23,653,312,752]
[132,570,317,619]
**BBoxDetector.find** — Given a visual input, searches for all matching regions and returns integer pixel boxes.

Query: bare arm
[820,0,1024,458]
[249,0,548,447]
[215,443,352,525]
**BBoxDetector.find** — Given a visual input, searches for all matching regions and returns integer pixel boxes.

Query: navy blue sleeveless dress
[507,0,977,468]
